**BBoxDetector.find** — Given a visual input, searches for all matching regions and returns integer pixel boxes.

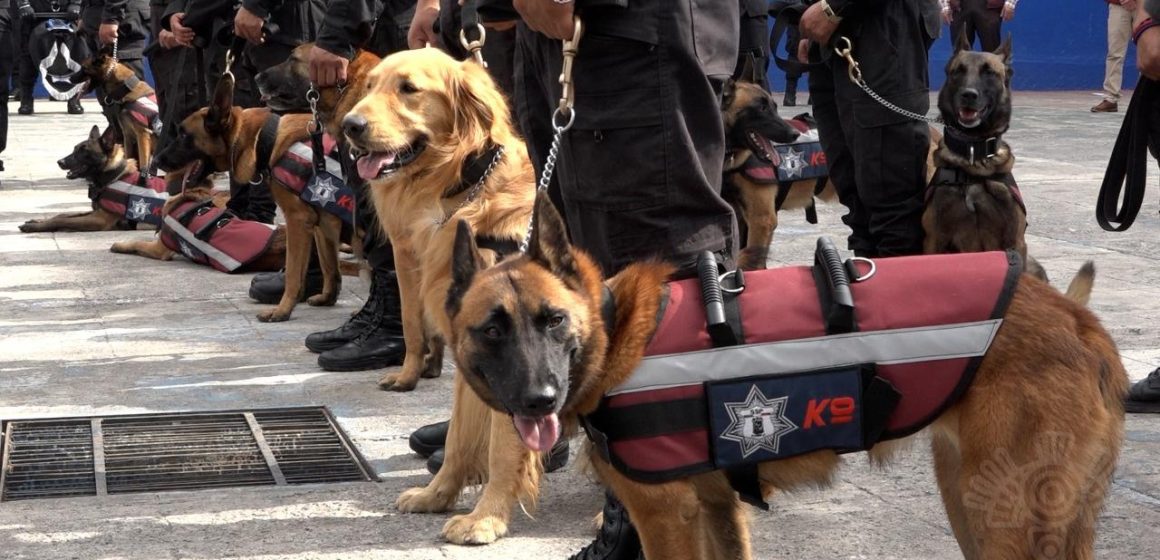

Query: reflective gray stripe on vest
[287,141,343,177]
[162,215,275,272]
[606,319,1004,397]
[108,180,168,200]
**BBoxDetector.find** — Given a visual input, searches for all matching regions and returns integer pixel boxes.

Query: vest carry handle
[813,237,856,334]
[698,251,737,348]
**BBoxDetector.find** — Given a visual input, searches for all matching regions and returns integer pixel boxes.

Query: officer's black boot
[67,95,84,115]
[248,251,325,304]
[567,491,644,560]
[783,78,798,107]
[317,269,405,371]
[303,268,386,353]
[17,89,33,115]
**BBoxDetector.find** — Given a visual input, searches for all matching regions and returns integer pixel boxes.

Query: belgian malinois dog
[925,36,1037,276]
[83,52,161,171]
[256,43,381,138]
[441,193,1126,559]
[153,74,343,322]
[20,125,158,233]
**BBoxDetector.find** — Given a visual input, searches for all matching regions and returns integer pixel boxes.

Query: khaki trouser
[1105,3,1136,102]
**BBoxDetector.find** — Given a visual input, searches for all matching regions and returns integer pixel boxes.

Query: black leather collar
[443,144,503,199]
[943,126,1002,165]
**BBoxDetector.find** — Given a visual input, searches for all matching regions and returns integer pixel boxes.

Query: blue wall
[768,1,1138,92]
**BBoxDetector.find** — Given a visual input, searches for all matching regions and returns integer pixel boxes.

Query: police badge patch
[707,367,866,469]
[300,170,356,226]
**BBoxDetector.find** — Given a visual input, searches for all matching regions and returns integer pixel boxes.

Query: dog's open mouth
[352,138,427,180]
[65,167,85,180]
[957,106,988,129]
[183,160,204,186]
[746,131,779,164]
[512,413,560,453]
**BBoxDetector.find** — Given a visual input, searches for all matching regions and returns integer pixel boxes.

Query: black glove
[67,3,82,19]
[18,1,35,19]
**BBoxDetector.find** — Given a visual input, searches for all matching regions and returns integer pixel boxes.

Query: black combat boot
[783,77,798,107]
[17,89,33,115]
[249,251,325,304]
[567,491,644,560]
[67,95,84,115]
[316,269,405,371]
[408,420,449,458]
[303,267,389,353]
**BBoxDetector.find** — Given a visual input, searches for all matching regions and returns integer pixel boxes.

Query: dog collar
[442,144,504,199]
[943,127,1001,165]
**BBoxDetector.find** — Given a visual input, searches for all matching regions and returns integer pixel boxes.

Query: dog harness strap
[176,198,216,227]
[105,75,140,102]
[255,113,282,180]
[442,144,503,199]
[927,167,1026,215]
[774,179,793,210]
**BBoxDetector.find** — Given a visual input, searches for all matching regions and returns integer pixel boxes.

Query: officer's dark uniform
[14,0,82,106]
[737,0,769,83]
[809,0,939,257]
[1,0,13,173]
[146,0,198,135]
[951,0,1002,52]
[80,0,149,80]
[511,0,740,276]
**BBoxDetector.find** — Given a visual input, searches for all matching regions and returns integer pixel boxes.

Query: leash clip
[557,16,585,122]
[459,23,488,68]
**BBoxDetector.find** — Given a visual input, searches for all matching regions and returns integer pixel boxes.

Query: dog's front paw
[306,293,337,307]
[443,513,509,545]
[397,486,456,513]
[109,242,131,254]
[256,308,291,323]
[18,221,43,233]
[378,372,417,392]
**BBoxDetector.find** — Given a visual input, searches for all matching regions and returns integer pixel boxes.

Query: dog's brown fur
[343,48,539,544]
[20,127,147,233]
[445,194,1126,558]
[84,55,158,170]
[924,37,1029,267]
[169,76,343,321]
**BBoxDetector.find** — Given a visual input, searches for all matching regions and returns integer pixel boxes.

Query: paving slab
[0,94,1157,559]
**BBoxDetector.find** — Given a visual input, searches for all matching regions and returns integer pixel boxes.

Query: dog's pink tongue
[356,153,395,180]
[513,414,560,452]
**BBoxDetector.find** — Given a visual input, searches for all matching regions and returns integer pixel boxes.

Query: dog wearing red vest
[82,52,162,171]
[442,193,1126,559]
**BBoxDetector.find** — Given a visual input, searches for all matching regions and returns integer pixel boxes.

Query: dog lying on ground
[441,193,1126,558]
[924,36,1049,282]
[82,53,162,171]
[341,48,538,543]
[153,74,342,321]
[19,125,168,233]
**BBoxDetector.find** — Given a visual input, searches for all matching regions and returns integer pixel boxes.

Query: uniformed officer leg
[810,64,873,256]
[16,18,34,114]
[850,119,928,257]
[0,15,12,164]
[977,6,1002,52]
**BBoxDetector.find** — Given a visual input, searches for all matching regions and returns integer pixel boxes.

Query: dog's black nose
[57,159,67,169]
[343,113,369,139]
[959,88,980,104]
[522,387,558,413]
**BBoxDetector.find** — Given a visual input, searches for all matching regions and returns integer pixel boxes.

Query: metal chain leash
[833,36,943,125]
[519,17,584,253]
[306,85,323,132]
[106,37,118,79]
[436,146,507,226]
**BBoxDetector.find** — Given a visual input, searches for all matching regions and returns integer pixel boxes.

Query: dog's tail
[1064,261,1096,306]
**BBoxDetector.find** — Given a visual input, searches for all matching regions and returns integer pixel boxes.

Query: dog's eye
[547,314,567,329]
[399,80,420,95]
[483,325,502,339]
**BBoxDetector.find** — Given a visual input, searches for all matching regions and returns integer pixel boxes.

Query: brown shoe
[1091,100,1118,113]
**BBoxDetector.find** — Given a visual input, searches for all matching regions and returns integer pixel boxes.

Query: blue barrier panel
[767,2,1139,92]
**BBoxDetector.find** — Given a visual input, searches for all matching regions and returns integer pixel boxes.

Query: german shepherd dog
[924,36,1033,270]
[20,125,153,233]
[720,76,837,270]
[82,52,160,171]
[443,193,1127,559]
[341,48,536,544]
[153,74,343,322]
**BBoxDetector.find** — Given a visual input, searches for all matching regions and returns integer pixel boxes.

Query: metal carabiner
[459,24,488,68]
[557,16,585,116]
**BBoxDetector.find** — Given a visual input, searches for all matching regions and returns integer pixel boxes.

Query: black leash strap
[1096,77,1156,232]
[310,125,327,173]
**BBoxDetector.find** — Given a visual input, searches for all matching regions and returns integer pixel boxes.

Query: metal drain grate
[0,407,375,501]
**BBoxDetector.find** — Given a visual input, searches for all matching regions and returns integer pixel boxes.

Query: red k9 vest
[95,171,168,227]
[126,94,163,135]
[583,250,1021,491]
[160,199,278,273]
[271,133,357,225]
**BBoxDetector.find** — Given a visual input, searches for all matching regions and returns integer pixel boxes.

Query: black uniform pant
[952,0,1001,52]
[809,0,934,257]
[0,10,12,156]
[514,3,738,277]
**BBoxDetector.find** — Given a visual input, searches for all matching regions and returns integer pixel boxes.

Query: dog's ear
[451,60,505,144]
[88,125,102,144]
[205,73,236,135]
[528,192,582,288]
[447,219,485,318]
[98,125,120,153]
[995,34,1013,69]
[736,55,757,84]
[954,29,972,55]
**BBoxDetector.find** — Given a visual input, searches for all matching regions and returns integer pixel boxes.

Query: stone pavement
[0,93,1157,560]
